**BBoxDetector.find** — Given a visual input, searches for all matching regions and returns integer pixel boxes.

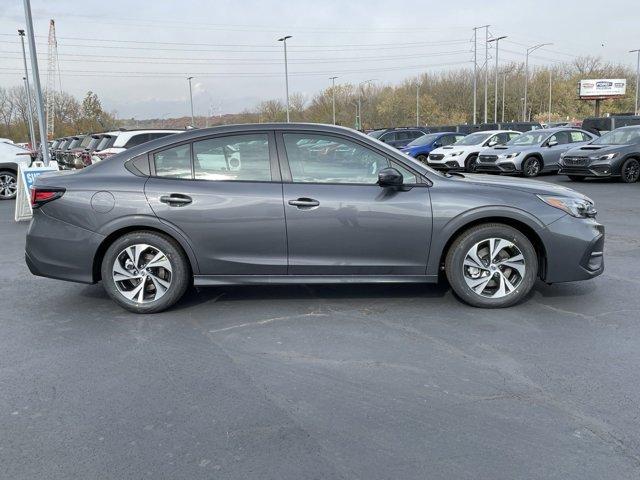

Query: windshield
[506,131,547,146]
[368,130,386,139]
[406,133,441,147]
[453,132,488,146]
[592,128,640,145]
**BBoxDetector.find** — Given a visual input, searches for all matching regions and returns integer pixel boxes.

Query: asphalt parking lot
[1,175,640,480]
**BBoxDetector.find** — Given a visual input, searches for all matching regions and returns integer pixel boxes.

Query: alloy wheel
[622,159,640,183]
[112,244,172,303]
[524,159,540,177]
[0,173,17,199]
[462,237,526,298]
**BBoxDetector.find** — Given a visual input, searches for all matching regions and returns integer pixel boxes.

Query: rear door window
[153,144,192,179]
[193,134,272,181]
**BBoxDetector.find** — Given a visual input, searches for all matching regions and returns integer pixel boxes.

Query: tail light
[30,188,65,208]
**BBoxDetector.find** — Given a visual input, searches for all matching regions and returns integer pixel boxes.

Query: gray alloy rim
[462,237,526,299]
[525,159,540,176]
[112,244,172,303]
[0,174,17,199]
[623,160,640,182]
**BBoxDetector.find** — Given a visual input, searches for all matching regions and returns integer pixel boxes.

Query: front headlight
[537,195,597,218]
[590,152,618,161]
[505,152,521,159]
[449,151,463,157]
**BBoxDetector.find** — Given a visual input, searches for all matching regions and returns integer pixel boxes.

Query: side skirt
[194,274,438,286]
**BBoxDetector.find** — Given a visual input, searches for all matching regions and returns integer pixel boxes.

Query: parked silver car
[476,128,596,177]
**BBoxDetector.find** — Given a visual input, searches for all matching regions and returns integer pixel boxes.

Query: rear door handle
[288,197,320,208]
[160,194,192,207]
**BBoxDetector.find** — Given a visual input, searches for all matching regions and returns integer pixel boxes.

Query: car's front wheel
[465,155,478,173]
[620,158,640,183]
[0,170,17,200]
[416,154,428,164]
[522,157,542,177]
[101,231,190,313]
[445,223,538,308]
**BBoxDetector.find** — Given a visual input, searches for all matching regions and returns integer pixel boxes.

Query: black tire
[620,158,640,183]
[101,231,190,313]
[465,154,478,173]
[0,170,17,200]
[445,223,538,308]
[567,175,586,182]
[522,156,542,177]
[416,154,428,164]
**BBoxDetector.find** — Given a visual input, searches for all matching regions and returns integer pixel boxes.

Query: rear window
[123,133,151,149]
[80,136,93,148]
[67,138,81,149]
[96,135,115,150]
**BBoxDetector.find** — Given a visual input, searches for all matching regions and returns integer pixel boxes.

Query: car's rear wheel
[567,175,586,182]
[620,158,640,183]
[445,223,538,308]
[416,154,428,163]
[101,231,190,313]
[0,170,17,200]
[522,157,542,177]
[465,154,478,173]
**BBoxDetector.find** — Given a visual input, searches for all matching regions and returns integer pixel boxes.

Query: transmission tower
[46,19,57,139]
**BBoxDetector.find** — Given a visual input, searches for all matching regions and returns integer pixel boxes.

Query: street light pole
[329,76,338,124]
[488,35,506,123]
[278,35,292,122]
[21,0,50,164]
[548,69,552,124]
[523,42,552,121]
[416,81,420,126]
[630,49,640,115]
[502,73,506,123]
[18,30,36,150]
[187,76,195,126]
[357,79,376,131]
[484,26,489,124]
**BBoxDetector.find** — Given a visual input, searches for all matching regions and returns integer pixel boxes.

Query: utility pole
[484,25,489,124]
[488,35,506,123]
[22,0,50,164]
[416,81,420,126]
[329,76,338,124]
[630,49,640,115]
[187,76,195,126]
[523,42,552,121]
[278,35,292,122]
[548,69,552,124]
[357,79,376,131]
[502,73,506,123]
[18,30,36,150]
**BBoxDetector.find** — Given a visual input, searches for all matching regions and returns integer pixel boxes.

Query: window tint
[441,135,457,146]
[396,131,411,140]
[153,144,192,179]
[283,133,416,184]
[570,131,590,142]
[380,132,396,142]
[124,133,151,149]
[193,134,271,181]
[455,135,466,142]
[549,131,570,145]
[411,131,424,138]
[508,132,520,141]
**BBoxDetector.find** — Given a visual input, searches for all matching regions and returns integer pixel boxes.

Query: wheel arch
[523,152,544,169]
[0,163,18,174]
[92,222,199,282]
[431,212,548,281]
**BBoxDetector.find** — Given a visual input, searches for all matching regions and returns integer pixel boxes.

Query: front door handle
[288,197,320,208]
[160,194,192,207]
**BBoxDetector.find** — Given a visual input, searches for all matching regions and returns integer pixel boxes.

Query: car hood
[401,145,429,153]
[564,144,628,156]
[430,145,474,156]
[483,144,536,155]
[454,173,591,201]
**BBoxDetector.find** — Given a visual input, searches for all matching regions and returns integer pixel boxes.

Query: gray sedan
[25,124,604,313]
[476,128,596,177]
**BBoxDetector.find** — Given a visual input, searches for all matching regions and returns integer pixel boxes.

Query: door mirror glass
[378,167,403,187]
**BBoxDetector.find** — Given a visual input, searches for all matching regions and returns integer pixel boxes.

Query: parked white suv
[0,141,34,200]
[92,129,182,162]
[427,130,521,172]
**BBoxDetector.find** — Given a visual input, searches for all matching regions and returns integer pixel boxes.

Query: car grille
[478,155,498,163]
[562,156,589,166]
[429,154,444,160]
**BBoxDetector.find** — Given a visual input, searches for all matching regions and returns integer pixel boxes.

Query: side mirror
[547,140,558,147]
[378,167,403,187]
[433,142,442,148]
[487,139,498,147]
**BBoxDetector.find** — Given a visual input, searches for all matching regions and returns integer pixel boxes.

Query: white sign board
[579,79,627,98]
[14,162,59,222]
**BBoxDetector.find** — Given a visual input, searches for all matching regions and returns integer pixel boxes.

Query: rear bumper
[542,216,605,283]
[25,209,104,284]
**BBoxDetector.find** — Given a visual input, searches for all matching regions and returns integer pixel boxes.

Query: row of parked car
[49,129,183,169]
[369,123,640,183]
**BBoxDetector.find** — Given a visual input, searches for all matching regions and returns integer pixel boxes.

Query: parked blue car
[400,132,466,163]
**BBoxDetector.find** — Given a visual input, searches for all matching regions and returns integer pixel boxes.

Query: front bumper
[558,162,615,177]
[25,209,104,284]
[542,216,605,283]
[474,161,517,173]
[426,160,465,171]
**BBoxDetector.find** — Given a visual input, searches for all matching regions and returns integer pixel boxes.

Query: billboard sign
[579,79,627,99]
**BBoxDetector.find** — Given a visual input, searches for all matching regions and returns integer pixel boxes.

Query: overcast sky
[1,0,639,118]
